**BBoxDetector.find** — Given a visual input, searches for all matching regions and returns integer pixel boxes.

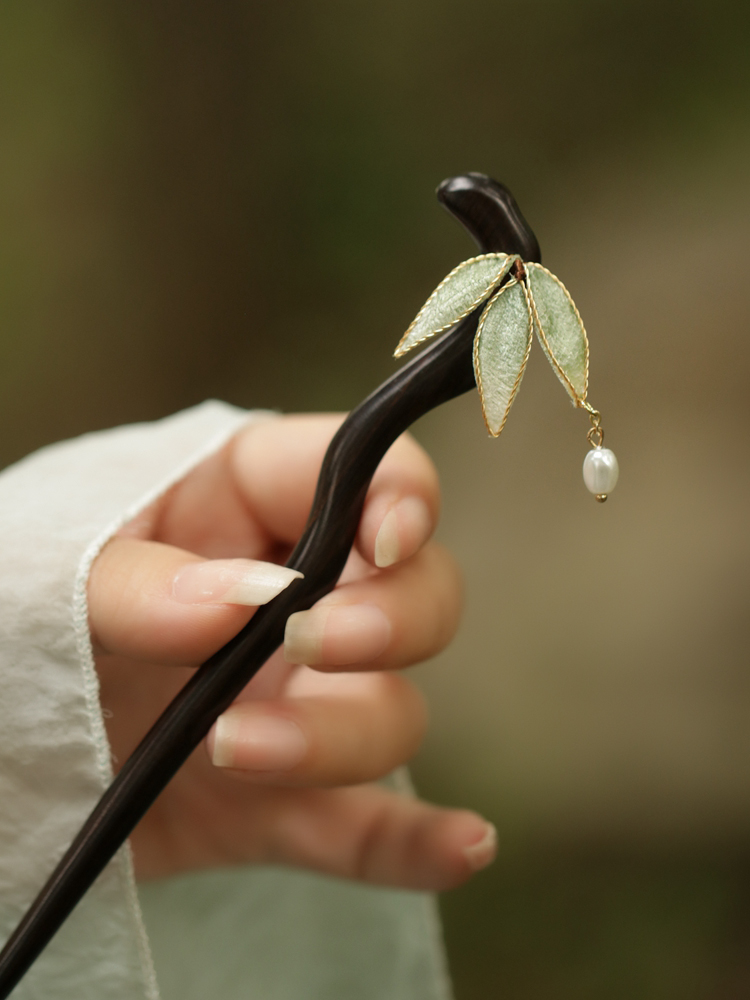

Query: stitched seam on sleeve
[70,406,273,1000]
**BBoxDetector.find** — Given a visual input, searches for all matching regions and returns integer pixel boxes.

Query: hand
[89,414,496,890]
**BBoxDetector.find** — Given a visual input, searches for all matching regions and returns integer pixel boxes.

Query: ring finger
[206,668,428,787]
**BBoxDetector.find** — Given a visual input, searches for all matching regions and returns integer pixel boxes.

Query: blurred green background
[2,1,750,996]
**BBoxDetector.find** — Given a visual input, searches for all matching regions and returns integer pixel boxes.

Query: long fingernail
[173,559,302,606]
[374,497,432,568]
[463,823,497,872]
[284,604,391,666]
[211,712,307,771]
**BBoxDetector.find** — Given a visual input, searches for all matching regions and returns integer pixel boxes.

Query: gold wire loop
[587,424,604,448]
[583,404,604,448]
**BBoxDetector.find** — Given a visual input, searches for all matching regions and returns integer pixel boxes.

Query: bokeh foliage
[2,0,749,459]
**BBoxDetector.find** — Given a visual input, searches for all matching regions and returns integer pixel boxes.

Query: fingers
[206,669,427,787]
[98,416,453,671]
[157,781,497,891]
[232,415,458,674]
[283,542,463,671]
[89,530,460,674]
[261,785,496,890]
[231,415,440,566]
[355,441,439,568]
[147,444,271,559]
[88,537,301,663]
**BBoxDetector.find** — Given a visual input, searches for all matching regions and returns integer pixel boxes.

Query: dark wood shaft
[0,174,540,997]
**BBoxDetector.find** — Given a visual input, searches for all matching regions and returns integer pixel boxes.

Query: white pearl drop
[583,446,619,496]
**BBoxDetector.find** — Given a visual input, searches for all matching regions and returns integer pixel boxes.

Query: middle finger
[283,542,463,672]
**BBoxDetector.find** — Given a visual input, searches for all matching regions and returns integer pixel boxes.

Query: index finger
[231,414,440,568]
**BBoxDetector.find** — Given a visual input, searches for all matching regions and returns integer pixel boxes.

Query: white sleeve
[0,401,453,1000]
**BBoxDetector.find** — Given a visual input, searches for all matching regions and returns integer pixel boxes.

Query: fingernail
[172,559,302,606]
[374,497,432,568]
[284,604,391,666]
[463,823,497,872]
[211,712,307,771]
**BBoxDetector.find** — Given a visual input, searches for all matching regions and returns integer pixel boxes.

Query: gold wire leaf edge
[525,262,589,406]
[473,278,534,438]
[394,252,519,358]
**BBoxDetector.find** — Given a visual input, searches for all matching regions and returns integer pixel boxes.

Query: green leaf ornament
[394,253,518,357]
[525,262,589,405]
[396,256,591,437]
[473,279,533,436]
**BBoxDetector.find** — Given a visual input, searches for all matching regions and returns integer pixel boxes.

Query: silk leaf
[525,263,589,403]
[395,253,517,357]
[473,279,533,437]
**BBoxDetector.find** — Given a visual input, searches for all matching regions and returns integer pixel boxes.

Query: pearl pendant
[583,446,618,502]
